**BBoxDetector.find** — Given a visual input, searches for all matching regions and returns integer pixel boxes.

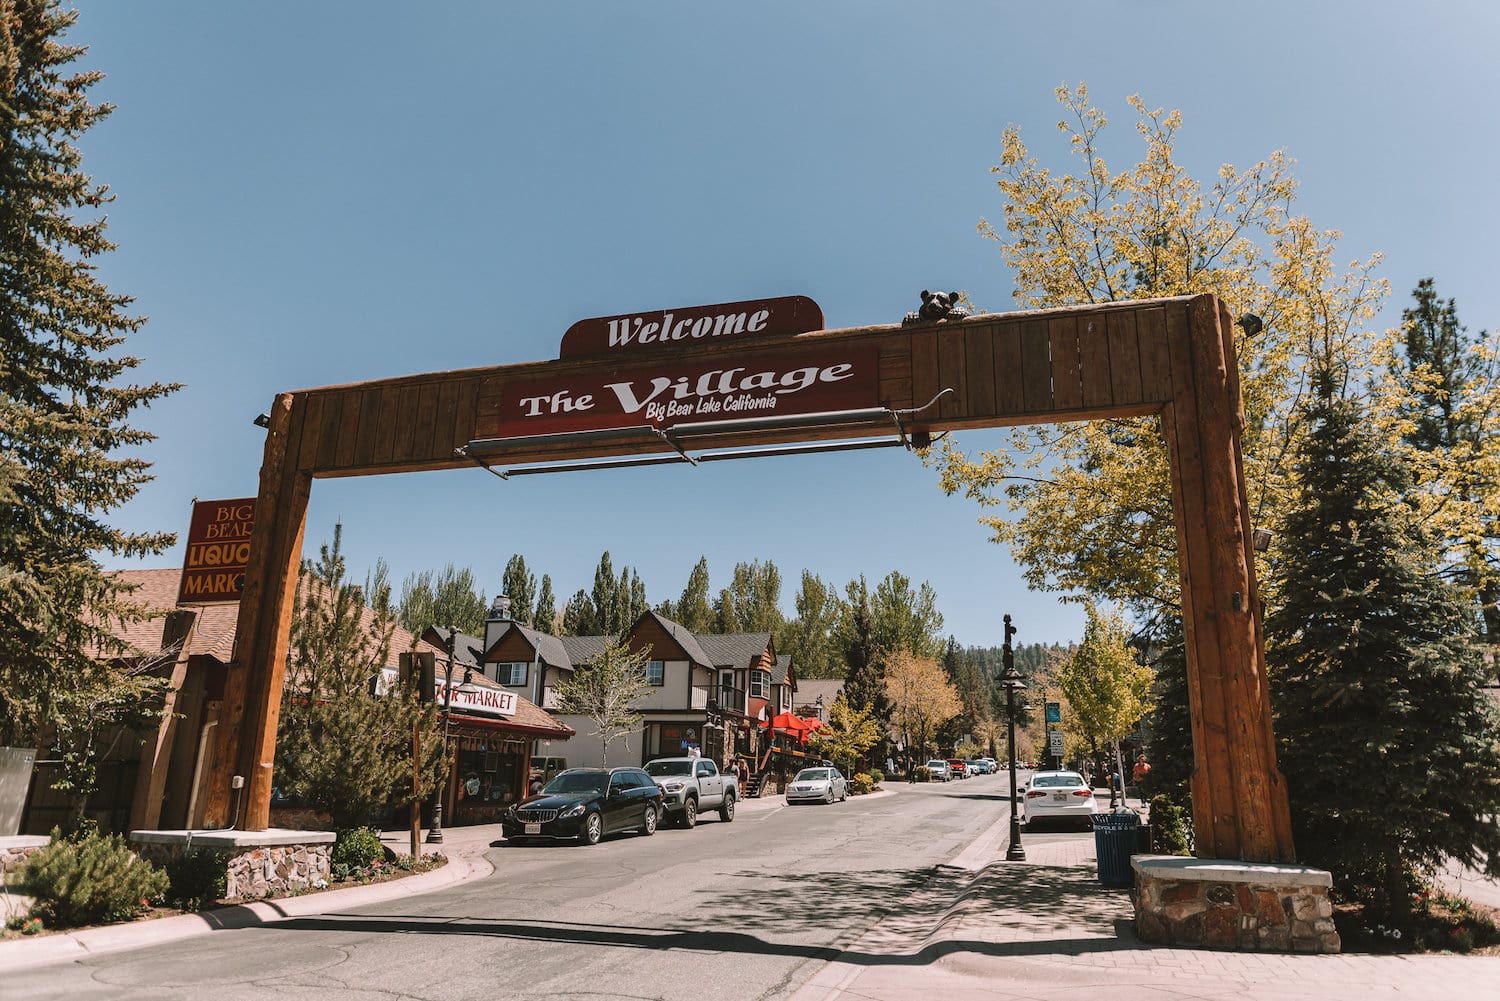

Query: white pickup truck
[643,757,738,828]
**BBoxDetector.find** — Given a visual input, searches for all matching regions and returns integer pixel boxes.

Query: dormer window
[498,662,528,686]
[749,669,771,699]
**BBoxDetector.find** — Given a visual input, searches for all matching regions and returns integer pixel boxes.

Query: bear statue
[902,290,970,326]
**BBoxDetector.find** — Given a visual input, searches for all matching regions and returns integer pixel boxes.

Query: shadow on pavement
[270,862,1139,966]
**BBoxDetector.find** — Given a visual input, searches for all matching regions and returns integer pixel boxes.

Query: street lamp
[426,631,474,845]
[999,613,1028,862]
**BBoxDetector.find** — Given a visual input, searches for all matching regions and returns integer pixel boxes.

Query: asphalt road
[2,772,1088,1001]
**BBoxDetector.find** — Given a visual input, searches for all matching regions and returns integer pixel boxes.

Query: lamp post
[425,633,458,844]
[1000,613,1028,862]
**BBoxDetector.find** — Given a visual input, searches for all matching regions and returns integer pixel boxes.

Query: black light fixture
[252,413,271,429]
[1236,313,1263,338]
[1252,528,1273,553]
[999,613,1028,862]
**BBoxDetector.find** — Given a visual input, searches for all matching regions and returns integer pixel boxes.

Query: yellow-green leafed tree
[934,83,1391,621]
[808,695,882,778]
[884,647,962,761]
[1057,603,1153,791]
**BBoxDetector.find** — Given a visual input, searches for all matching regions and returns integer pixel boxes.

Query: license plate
[1052,793,1068,801]
[525,823,541,834]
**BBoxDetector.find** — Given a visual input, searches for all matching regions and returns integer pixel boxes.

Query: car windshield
[794,769,832,782]
[926,760,946,768]
[542,772,606,795]
[644,760,692,777]
[1032,774,1085,788]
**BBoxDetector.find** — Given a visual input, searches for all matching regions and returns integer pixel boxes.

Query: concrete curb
[0,844,494,972]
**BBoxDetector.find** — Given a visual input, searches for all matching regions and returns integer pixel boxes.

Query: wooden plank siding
[209,294,1297,863]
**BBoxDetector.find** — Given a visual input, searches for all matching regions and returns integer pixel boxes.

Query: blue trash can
[1093,810,1140,888]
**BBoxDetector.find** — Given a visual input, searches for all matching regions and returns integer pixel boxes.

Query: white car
[1020,770,1098,829]
[786,767,848,804]
[925,759,952,782]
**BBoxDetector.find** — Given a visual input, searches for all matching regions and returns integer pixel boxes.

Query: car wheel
[640,804,658,836]
[825,789,834,805]
[719,792,735,822]
[529,781,542,796]
[840,786,848,802]
[681,796,698,829]
[577,811,603,846]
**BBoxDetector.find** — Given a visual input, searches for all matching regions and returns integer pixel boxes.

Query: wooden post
[411,715,421,857]
[1160,296,1295,862]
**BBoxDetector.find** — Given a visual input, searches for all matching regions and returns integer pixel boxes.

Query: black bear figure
[902,290,969,326]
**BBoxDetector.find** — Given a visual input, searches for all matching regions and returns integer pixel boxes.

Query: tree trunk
[1384,841,1411,925]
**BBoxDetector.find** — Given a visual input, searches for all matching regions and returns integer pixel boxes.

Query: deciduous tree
[884,648,961,761]
[808,695,881,777]
[779,571,845,680]
[552,638,653,766]
[397,564,486,637]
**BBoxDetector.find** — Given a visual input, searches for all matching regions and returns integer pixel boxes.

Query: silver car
[786,767,848,804]
[925,759,953,782]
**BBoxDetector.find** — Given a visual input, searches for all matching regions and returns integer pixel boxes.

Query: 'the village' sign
[177,498,255,604]
[559,295,823,358]
[492,347,879,438]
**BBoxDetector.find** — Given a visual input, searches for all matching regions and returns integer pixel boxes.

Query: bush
[869,769,884,785]
[22,828,169,928]
[331,828,384,871]
[165,849,227,911]
[1148,795,1192,856]
[914,766,932,782]
[850,773,874,794]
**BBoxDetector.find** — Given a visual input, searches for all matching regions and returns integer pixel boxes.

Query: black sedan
[502,767,663,846]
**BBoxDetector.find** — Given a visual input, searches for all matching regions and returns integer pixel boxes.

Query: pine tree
[0,1,179,815]
[1139,616,1192,802]
[1268,370,1500,922]
[534,574,558,635]
[560,589,598,636]
[838,578,888,723]
[590,552,618,634]
[277,526,444,830]
[502,554,537,627]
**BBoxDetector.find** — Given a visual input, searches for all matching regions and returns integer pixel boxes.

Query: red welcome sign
[559,295,823,358]
[494,347,879,438]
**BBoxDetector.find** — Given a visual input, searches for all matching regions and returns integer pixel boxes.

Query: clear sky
[75,2,1498,646]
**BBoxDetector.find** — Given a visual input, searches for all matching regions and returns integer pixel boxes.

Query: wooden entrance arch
[205,293,1295,863]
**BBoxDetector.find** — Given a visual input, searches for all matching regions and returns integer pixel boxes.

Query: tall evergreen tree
[1268,369,1500,923]
[396,563,486,637]
[0,1,179,816]
[534,574,558,635]
[1139,616,1192,803]
[837,578,887,722]
[590,551,619,634]
[938,637,989,748]
[714,558,784,634]
[278,526,444,830]
[502,554,537,627]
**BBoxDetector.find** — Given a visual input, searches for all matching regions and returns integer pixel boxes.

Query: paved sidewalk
[791,836,1500,1001]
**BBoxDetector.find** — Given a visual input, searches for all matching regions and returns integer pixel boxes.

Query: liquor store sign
[495,347,879,438]
[177,498,255,604]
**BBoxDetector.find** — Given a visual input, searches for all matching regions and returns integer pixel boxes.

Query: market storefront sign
[559,295,823,358]
[177,498,255,604]
[444,685,517,719]
[495,347,878,438]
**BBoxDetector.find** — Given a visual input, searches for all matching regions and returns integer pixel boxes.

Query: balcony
[707,684,746,714]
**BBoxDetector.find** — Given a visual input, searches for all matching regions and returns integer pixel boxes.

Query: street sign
[1048,730,1064,755]
[1045,702,1061,723]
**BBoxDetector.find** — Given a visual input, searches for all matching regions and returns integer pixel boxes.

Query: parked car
[503,767,663,845]
[644,756,738,827]
[925,759,952,782]
[786,766,848,804]
[970,758,994,775]
[528,755,569,795]
[1020,770,1098,830]
[945,758,970,779]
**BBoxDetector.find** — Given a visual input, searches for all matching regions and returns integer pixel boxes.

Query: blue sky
[78,2,1498,646]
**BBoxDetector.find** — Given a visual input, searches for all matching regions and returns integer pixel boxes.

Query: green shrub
[914,766,932,782]
[165,849,227,911]
[1148,795,1192,856]
[22,828,168,928]
[869,769,884,785]
[850,773,874,794]
[331,828,384,870]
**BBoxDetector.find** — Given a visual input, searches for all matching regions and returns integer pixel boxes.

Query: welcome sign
[559,295,823,358]
[494,347,880,438]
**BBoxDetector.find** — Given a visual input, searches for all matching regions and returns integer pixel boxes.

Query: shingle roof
[695,632,773,669]
[559,634,614,665]
[639,610,712,666]
[426,627,486,668]
[776,653,795,685]
[795,679,844,709]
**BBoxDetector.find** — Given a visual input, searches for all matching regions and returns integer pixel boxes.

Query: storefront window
[454,741,524,823]
[659,723,702,757]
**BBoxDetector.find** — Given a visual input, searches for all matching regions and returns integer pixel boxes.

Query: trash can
[1093,810,1140,888]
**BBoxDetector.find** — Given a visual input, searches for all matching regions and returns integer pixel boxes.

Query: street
[2,773,1071,1001]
